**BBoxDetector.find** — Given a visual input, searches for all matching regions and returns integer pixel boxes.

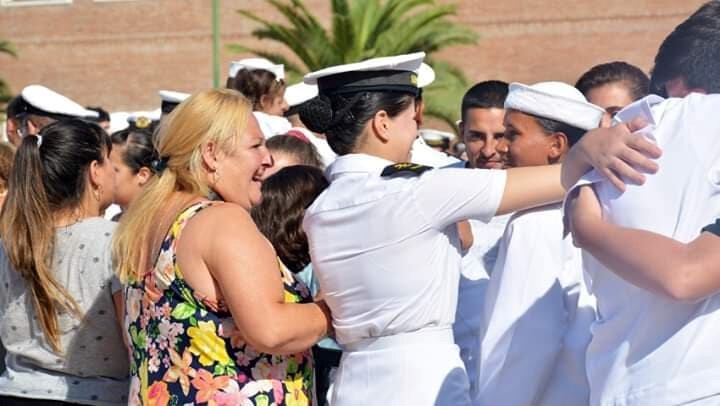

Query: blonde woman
[114,89,329,405]
[0,120,127,405]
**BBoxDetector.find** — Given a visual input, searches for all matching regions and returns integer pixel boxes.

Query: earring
[93,186,102,202]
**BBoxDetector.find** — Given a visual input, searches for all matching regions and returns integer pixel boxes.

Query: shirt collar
[326,153,395,181]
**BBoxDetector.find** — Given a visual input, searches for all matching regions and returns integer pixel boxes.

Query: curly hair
[251,165,329,273]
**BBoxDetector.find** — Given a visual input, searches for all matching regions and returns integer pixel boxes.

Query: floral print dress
[125,201,314,405]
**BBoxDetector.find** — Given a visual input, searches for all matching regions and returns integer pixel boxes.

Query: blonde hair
[113,88,253,283]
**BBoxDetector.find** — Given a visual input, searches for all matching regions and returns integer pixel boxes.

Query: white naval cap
[228,58,284,81]
[417,63,435,88]
[304,52,425,95]
[419,128,455,147]
[158,90,190,104]
[20,85,99,119]
[504,81,605,130]
[159,90,190,115]
[284,82,318,108]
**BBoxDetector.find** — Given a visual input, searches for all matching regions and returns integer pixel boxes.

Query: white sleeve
[412,168,507,230]
[478,212,568,405]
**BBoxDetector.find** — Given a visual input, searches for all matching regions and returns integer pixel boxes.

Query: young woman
[113,89,330,405]
[261,134,324,180]
[299,53,588,405]
[109,126,156,214]
[0,119,128,405]
[228,58,291,138]
[251,165,340,405]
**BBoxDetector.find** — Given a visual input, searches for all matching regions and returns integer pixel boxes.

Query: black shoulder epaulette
[702,218,720,237]
[381,162,433,177]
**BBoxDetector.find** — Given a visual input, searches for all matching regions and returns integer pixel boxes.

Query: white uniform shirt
[304,154,506,405]
[478,204,595,406]
[445,161,511,399]
[568,94,720,405]
[305,153,506,345]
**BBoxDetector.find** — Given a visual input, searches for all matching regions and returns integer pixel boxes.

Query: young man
[459,81,509,170]
[477,82,603,406]
[449,80,510,400]
[562,2,720,404]
[575,61,650,126]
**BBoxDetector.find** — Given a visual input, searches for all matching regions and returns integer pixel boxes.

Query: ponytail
[0,134,82,353]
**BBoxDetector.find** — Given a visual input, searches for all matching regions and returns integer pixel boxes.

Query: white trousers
[331,328,471,406]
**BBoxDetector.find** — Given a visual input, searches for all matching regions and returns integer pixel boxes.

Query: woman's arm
[496,122,662,216]
[568,185,720,301]
[112,290,128,348]
[561,121,662,191]
[198,204,329,355]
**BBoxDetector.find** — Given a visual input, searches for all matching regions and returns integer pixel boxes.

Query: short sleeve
[702,219,720,237]
[412,168,507,230]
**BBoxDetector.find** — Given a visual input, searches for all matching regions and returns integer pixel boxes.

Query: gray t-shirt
[0,218,129,405]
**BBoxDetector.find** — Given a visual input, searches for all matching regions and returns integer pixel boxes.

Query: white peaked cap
[21,85,99,118]
[505,81,605,130]
[158,90,190,104]
[228,58,284,81]
[420,128,456,142]
[417,63,435,88]
[285,82,319,107]
[304,52,426,85]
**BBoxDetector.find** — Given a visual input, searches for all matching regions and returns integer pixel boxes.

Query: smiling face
[503,110,558,168]
[213,116,273,210]
[461,107,507,169]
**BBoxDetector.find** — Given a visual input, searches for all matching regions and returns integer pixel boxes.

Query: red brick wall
[0,0,709,114]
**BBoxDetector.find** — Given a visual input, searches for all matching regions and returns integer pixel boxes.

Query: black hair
[266,134,323,169]
[576,61,650,101]
[6,95,27,120]
[251,165,329,273]
[13,119,111,213]
[461,80,509,121]
[650,0,720,96]
[227,69,285,111]
[299,91,416,155]
[85,106,110,123]
[531,114,586,147]
[110,127,157,174]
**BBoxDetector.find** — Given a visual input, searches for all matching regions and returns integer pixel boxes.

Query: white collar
[326,153,395,180]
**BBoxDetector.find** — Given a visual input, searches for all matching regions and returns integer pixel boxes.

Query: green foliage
[0,40,18,112]
[229,0,478,130]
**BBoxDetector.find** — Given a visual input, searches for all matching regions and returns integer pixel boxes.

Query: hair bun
[299,95,333,133]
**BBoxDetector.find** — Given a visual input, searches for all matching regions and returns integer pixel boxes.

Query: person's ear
[136,167,153,187]
[201,141,220,172]
[371,110,392,143]
[259,94,273,112]
[548,132,569,162]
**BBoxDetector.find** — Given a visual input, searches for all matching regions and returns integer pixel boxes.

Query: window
[1,0,72,6]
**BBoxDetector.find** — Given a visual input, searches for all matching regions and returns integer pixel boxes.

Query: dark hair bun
[299,95,334,133]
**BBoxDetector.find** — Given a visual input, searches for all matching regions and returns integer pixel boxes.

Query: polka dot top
[0,218,129,405]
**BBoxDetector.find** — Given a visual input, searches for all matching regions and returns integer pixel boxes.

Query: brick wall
[0,0,708,115]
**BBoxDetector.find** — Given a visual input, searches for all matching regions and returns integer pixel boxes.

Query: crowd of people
[0,1,719,405]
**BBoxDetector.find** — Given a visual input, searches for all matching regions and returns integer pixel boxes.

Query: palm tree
[229,0,478,130]
[0,40,17,111]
